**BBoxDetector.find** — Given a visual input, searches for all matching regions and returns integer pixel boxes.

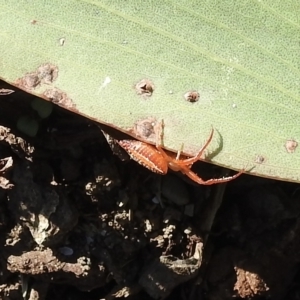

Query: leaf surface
[0,0,299,181]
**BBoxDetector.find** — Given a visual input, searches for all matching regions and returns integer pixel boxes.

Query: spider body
[118,128,243,185]
[118,140,168,174]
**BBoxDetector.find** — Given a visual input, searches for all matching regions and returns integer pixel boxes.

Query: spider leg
[155,120,172,160]
[180,128,214,166]
[155,120,165,149]
[182,165,244,185]
[155,121,187,164]
[176,143,184,160]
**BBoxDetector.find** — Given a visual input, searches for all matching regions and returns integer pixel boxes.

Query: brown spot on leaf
[184,90,200,103]
[134,117,158,139]
[30,20,37,25]
[255,155,265,164]
[43,88,77,111]
[135,79,154,97]
[16,73,40,90]
[16,63,58,91]
[37,64,58,84]
[285,139,298,153]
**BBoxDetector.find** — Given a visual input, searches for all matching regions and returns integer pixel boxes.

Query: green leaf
[0,0,299,182]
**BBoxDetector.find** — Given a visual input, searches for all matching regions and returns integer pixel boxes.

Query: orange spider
[117,124,243,185]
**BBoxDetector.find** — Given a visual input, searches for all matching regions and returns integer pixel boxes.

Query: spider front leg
[155,120,211,160]
[155,120,171,161]
[155,121,214,167]
[182,165,244,185]
[180,128,214,166]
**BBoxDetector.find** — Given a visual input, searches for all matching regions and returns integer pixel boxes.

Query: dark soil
[1,82,300,300]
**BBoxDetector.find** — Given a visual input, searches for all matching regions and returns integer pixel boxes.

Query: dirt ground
[1,82,300,300]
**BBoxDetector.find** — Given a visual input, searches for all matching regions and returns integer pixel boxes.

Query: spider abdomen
[118,140,168,174]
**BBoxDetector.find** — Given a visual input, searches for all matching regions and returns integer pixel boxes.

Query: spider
[117,122,243,185]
